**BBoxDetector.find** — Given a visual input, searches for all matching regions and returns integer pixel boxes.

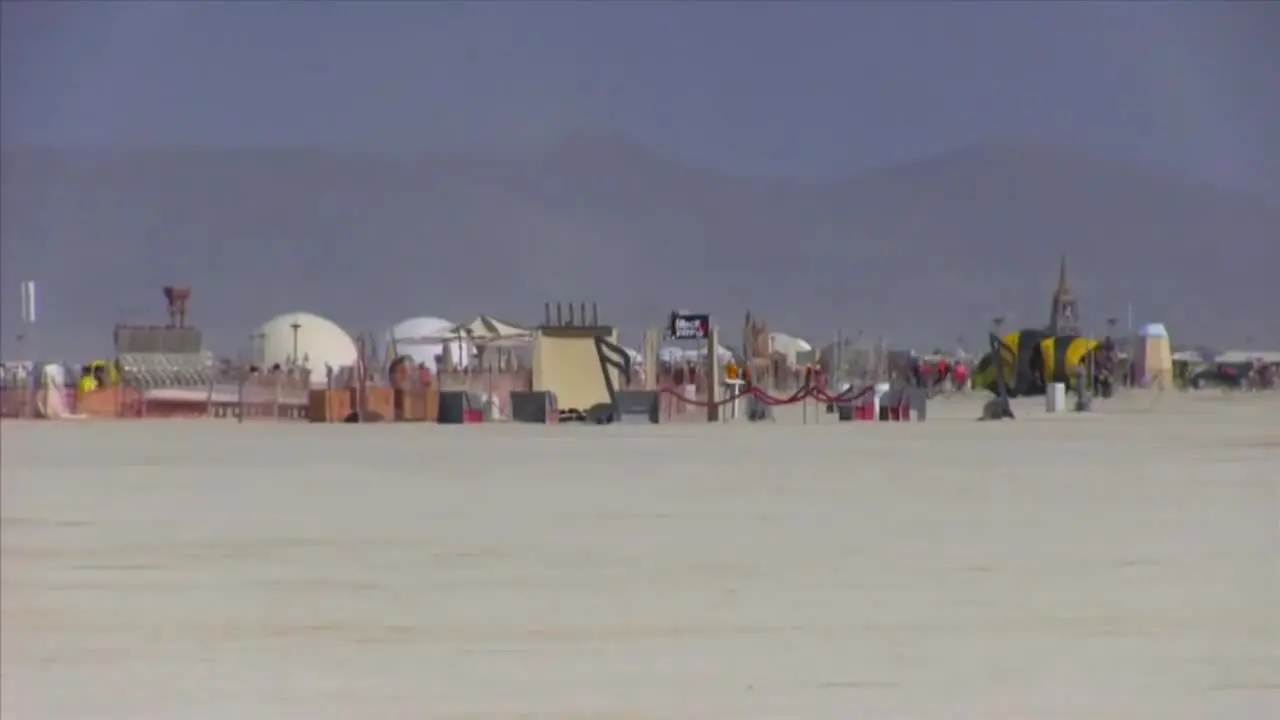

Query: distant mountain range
[2,134,1276,358]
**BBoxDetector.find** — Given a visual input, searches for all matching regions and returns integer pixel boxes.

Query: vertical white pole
[19,281,37,417]
[20,280,36,324]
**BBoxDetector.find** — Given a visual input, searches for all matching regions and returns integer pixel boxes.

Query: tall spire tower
[1048,254,1080,336]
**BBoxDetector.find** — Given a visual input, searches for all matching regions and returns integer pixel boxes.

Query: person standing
[78,366,98,393]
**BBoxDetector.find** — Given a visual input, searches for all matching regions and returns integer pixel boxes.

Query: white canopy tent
[450,315,532,342]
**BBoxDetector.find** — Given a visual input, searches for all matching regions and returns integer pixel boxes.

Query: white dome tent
[386,316,473,372]
[253,312,358,372]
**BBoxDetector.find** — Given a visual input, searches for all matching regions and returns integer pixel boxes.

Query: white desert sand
[2,392,1278,719]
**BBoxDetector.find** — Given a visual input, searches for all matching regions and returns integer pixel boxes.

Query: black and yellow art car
[973,329,1101,397]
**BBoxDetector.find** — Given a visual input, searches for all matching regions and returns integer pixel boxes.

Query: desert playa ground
[3,391,1278,719]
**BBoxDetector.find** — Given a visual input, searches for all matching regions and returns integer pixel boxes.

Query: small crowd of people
[905,354,971,393]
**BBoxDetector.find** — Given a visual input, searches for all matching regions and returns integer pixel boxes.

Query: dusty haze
[2,141,1277,357]
[3,3,1279,356]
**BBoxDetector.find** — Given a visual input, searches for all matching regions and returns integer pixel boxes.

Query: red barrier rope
[656,378,874,409]
[657,385,750,409]
[810,384,874,405]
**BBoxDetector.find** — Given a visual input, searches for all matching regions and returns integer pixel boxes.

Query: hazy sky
[3,1,1277,188]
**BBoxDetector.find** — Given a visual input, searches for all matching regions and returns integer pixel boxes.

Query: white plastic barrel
[1046,382,1067,413]
[873,382,891,418]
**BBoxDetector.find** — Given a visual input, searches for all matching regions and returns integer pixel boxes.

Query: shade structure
[450,315,531,342]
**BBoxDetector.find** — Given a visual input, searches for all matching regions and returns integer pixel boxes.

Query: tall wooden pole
[643,328,658,390]
[706,325,721,422]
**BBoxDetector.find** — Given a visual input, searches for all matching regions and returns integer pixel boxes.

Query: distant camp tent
[767,332,813,366]
[1132,323,1173,387]
[657,346,685,364]
[658,344,734,364]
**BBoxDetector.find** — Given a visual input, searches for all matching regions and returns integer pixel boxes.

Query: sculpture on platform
[163,286,190,328]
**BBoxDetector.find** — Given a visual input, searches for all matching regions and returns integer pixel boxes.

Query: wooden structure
[307,341,441,422]
[307,386,438,423]
[533,301,617,414]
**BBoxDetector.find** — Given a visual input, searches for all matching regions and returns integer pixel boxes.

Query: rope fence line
[654,371,874,411]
